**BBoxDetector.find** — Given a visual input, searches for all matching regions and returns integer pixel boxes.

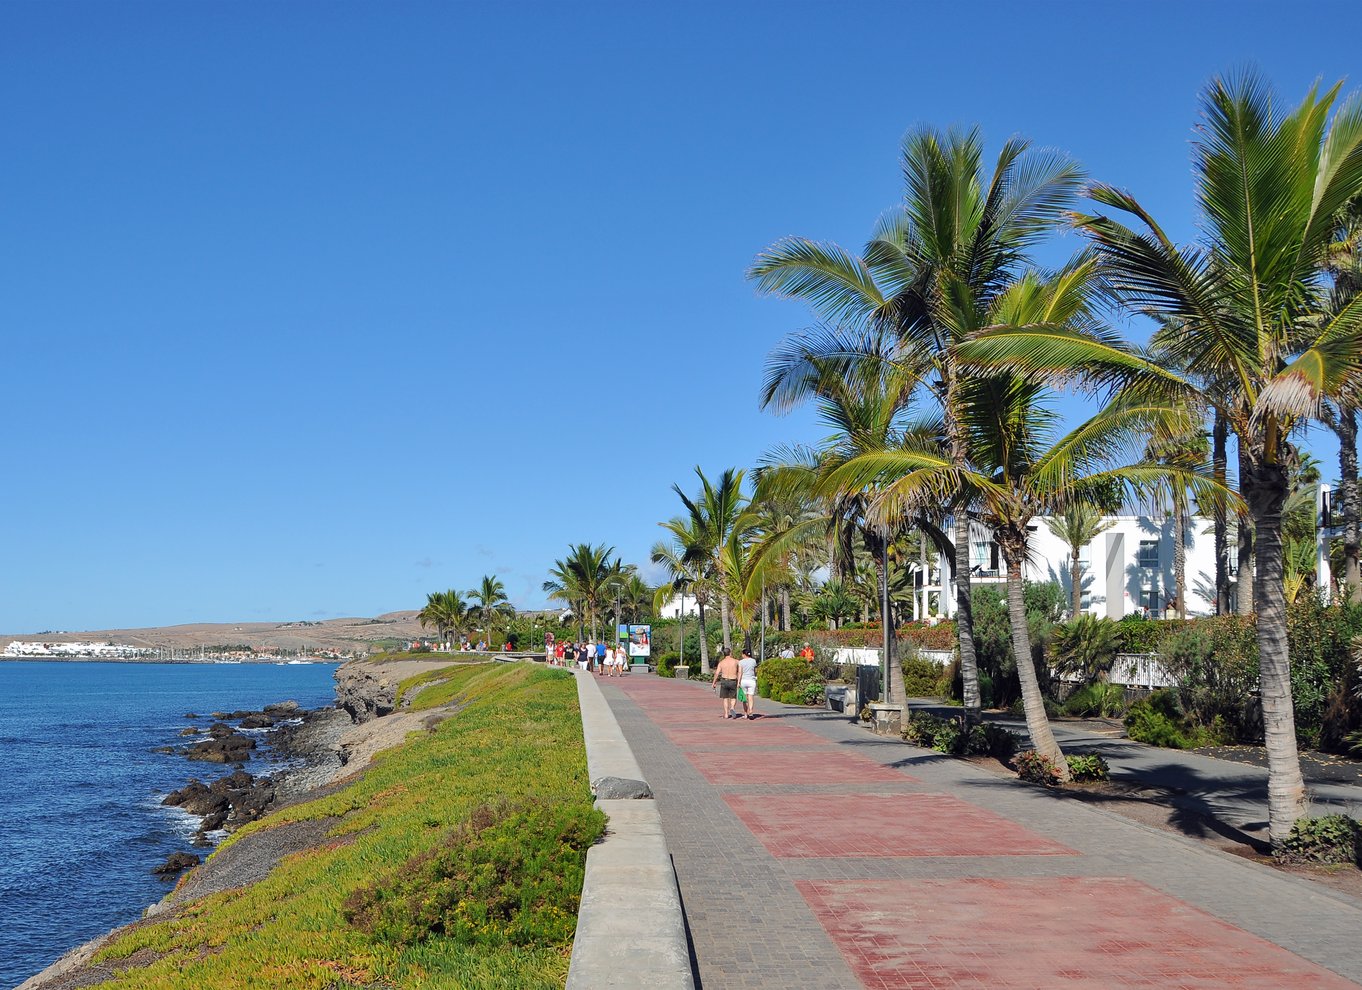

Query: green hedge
[756,656,825,705]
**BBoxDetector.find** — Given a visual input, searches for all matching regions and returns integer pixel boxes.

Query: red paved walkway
[607,673,1362,990]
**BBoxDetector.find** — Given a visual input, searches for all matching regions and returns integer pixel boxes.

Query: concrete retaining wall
[567,671,695,989]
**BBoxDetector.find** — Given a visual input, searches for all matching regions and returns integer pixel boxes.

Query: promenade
[601,674,1362,990]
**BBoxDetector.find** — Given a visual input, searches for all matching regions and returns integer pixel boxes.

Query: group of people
[548,639,632,675]
[710,644,760,720]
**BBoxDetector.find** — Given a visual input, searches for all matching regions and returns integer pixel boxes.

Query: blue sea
[0,661,340,989]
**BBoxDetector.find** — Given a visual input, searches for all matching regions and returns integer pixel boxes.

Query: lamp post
[678,589,685,668]
[759,579,766,662]
[881,527,891,704]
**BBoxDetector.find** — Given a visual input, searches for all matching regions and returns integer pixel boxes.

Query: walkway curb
[568,671,695,990]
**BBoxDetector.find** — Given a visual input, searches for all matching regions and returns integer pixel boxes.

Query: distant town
[1,641,355,663]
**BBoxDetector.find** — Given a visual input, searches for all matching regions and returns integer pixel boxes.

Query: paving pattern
[602,673,1362,990]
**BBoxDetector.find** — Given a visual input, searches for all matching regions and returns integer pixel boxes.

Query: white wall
[948,514,1220,619]
[655,594,698,619]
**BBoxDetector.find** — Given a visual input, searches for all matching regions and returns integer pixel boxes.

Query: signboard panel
[627,624,651,658]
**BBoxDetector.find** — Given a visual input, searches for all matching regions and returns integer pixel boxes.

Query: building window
[1137,540,1159,570]
[1140,586,1161,616]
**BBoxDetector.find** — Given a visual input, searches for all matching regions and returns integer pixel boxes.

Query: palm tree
[1144,431,1210,618]
[417,589,468,648]
[668,467,748,651]
[831,371,1219,780]
[1044,503,1115,618]
[543,544,621,644]
[961,72,1362,844]
[750,125,1084,726]
[467,575,515,647]
[652,514,712,673]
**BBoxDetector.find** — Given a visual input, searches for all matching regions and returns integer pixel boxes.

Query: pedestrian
[779,645,795,659]
[596,640,607,674]
[738,647,759,720]
[711,645,740,720]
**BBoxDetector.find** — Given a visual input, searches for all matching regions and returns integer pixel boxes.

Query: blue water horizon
[0,661,340,989]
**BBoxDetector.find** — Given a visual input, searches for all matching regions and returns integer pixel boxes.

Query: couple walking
[711,645,758,720]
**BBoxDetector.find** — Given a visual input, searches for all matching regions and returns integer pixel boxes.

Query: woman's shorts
[740,678,757,701]
[718,678,738,699]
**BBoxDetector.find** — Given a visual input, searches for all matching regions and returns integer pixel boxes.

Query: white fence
[830,646,1176,690]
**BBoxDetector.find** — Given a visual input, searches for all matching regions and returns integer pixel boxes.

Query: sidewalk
[602,673,1362,990]
[909,699,1362,839]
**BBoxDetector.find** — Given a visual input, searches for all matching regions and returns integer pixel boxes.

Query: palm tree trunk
[720,593,733,651]
[697,599,710,674]
[781,586,791,631]
[1173,489,1187,619]
[1214,411,1230,614]
[1245,458,1306,847]
[1002,536,1069,780]
[1237,442,1255,615]
[1070,547,1082,618]
[1339,405,1361,602]
[954,512,981,724]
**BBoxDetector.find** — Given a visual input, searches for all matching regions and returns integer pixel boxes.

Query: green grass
[89,663,600,989]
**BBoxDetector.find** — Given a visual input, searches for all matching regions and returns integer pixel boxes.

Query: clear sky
[3,1,1358,631]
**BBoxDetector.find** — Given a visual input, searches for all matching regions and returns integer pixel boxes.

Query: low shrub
[973,722,1020,761]
[1275,814,1362,867]
[1066,753,1110,782]
[1062,682,1128,718]
[902,712,1019,759]
[757,655,825,704]
[800,682,825,706]
[344,798,605,948]
[1014,749,1062,786]
[902,653,947,697]
[1007,695,1061,719]
[655,651,699,678]
[1125,690,1196,748]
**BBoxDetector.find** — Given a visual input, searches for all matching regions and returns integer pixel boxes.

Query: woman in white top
[604,645,617,676]
[738,649,758,720]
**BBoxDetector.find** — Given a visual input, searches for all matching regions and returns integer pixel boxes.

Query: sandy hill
[1,611,427,654]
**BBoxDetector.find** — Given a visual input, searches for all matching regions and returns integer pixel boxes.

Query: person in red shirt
[799,644,815,662]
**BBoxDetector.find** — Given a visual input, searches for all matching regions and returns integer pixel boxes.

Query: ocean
[0,661,340,989]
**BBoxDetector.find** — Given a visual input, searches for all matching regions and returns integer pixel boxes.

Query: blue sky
[3,1,1358,631]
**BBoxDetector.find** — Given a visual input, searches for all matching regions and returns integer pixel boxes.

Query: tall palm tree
[750,125,1084,726]
[467,575,515,646]
[1044,502,1115,618]
[543,544,620,643]
[652,514,712,673]
[1145,431,1210,618]
[961,72,1362,844]
[670,467,748,650]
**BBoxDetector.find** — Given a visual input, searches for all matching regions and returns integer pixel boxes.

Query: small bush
[1007,695,1061,719]
[902,711,953,749]
[1122,689,1230,749]
[1275,814,1362,867]
[902,652,947,697]
[1066,753,1110,782]
[757,656,824,704]
[1014,749,1062,786]
[973,723,1019,760]
[800,682,825,706]
[1062,682,1128,718]
[655,652,680,677]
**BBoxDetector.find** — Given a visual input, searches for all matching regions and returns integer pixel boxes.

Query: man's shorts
[718,678,738,699]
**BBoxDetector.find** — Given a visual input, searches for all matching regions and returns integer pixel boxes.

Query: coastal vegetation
[85,663,601,990]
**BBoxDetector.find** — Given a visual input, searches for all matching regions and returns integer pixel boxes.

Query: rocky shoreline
[18,656,466,990]
[151,699,350,870]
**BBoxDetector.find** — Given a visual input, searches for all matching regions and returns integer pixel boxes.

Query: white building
[909,514,1226,621]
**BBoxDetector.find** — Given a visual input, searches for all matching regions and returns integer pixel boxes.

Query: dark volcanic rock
[187,732,256,763]
[153,852,200,875]
[183,712,200,719]
[238,714,274,729]
[179,727,202,737]
[152,746,177,754]
[264,700,299,717]
[207,722,237,738]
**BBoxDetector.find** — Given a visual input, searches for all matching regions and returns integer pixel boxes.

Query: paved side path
[602,673,1362,990]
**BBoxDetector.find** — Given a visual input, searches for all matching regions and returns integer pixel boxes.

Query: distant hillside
[1,611,427,654]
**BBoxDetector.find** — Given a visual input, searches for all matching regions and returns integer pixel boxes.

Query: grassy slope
[91,663,597,990]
